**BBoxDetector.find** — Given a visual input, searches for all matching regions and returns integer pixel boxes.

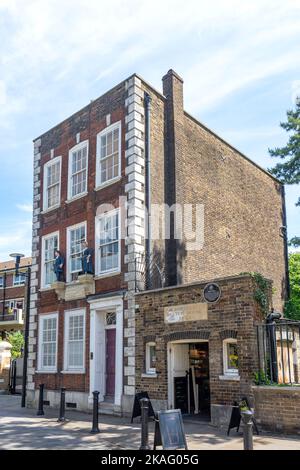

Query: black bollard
[139,398,150,450]
[90,391,100,434]
[37,383,45,416]
[241,410,254,450]
[57,387,66,422]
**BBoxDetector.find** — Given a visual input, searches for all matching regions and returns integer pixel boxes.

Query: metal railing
[256,319,300,385]
[0,309,23,323]
[134,252,167,292]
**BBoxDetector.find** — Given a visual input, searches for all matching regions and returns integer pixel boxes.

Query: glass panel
[99,126,119,183]
[71,146,87,197]
[227,343,238,370]
[106,312,116,325]
[42,317,57,368]
[69,225,86,276]
[44,235,58,286]
[67,314,84,369]
[149,345,156,369]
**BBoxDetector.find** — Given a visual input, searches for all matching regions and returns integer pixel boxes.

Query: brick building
[0,257,31,339]
[135,274,270,424]
[27,69,288,415]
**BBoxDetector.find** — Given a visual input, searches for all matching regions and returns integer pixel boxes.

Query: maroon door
[105,328,116,397]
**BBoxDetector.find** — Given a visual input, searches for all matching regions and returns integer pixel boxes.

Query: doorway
[168,341,210,418]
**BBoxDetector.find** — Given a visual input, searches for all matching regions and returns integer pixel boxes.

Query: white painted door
[168,343,189,408]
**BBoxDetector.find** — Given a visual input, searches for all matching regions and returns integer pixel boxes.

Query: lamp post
[1,271,7,339]
[9,253,31,408]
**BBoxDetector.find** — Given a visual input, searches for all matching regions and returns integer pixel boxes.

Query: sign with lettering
[154,409,188,450]
[164,302,208,324]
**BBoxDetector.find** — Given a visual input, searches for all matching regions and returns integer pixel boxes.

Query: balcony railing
[0,309,24,328]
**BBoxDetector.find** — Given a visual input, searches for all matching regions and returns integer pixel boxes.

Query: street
[0,395,300,450]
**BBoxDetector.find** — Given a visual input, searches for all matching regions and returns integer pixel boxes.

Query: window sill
[94,176,122,192]
[141,373,158,378]
[219,374,240,381]
[94,271,120,280]
[41,204,60,214]
[35,370,57,374]
[65,192,88,204]
[60,370,86,375]
[39,287,55,292]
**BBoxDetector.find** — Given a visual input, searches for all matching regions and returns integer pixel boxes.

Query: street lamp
[9,253,31,408]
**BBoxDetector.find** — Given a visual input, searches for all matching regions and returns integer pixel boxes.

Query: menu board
[156,409,188,450]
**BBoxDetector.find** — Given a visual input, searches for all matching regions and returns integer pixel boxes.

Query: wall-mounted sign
[164,303,208,324]
[203,283,221,303]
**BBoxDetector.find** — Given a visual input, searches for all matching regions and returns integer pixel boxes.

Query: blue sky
[0,0,299,260]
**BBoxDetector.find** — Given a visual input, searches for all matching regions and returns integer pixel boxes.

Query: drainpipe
[266,310,281,383]
[281,185,290,300]
[144,93,152,288]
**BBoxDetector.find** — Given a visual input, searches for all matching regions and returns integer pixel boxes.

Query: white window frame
[67,140,89,201]
[146,342,156,375]
[13,272,26,286]
[223,338,239,376]
[66,221,87,282]
[6,298,24,310]
[41,231,59,288]
[63,309,86,373]
[38,313,58,373]
[0,276,4,288]
[43,156,62,211]
[95,208,120,276]
[96,121,121,189]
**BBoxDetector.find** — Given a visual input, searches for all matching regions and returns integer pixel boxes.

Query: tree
[7,331,24,360]
[284,253,300,320]
[269,100,300,247]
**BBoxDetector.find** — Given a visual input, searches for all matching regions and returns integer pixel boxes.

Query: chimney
[162,70,184,286]
[162,69,184,117]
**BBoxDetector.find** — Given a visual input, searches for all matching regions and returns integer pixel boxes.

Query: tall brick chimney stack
[162,70,185,286]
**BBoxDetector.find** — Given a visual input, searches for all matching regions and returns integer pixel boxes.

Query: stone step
[98,401,122,417]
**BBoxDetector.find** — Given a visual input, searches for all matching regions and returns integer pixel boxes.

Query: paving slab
[0,395,300,450]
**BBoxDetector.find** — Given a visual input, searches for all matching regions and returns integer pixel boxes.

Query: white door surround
[88,295,123,406]
[167,339,209,409]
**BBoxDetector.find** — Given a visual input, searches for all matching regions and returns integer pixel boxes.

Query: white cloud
[0,218,31,261]
[16,203,33,213]
[0,0,299,257]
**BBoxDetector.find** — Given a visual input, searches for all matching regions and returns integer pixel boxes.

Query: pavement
[0,394,300,450]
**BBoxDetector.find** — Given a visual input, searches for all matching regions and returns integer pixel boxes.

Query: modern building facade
[27,69,287,415]
[0,257,31,339]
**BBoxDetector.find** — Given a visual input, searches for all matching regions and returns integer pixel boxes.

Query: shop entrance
[168,341,210,418]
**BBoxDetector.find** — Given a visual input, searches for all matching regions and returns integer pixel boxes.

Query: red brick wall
[33,80,128,391]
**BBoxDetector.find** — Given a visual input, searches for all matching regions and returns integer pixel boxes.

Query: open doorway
[168,341,210,420]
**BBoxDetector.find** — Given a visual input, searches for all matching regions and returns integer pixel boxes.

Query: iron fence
[256,319,300,385]
[134,252,167,292]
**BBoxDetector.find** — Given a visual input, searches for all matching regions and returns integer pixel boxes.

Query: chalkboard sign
[227,399,259,436]
[154,409,188,450]
[174,376,188,414]
[130,391,155,423]
[227,402,241,436]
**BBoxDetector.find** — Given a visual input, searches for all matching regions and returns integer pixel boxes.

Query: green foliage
[268,100,300,185]
[242,272,270,316]
[289,237,300,248]
[284,253,300,320]
[7,331,24,359]
[253,370,271,386]
[268,100,300,245]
